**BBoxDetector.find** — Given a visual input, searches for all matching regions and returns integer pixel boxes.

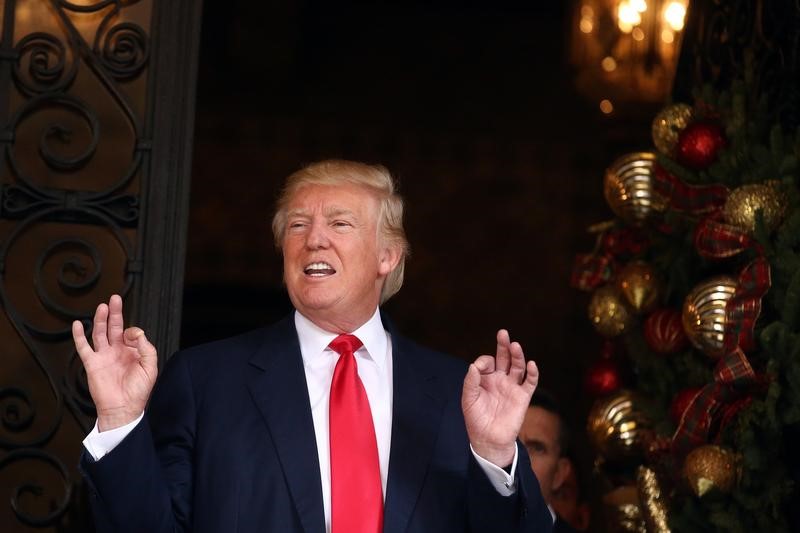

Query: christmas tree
[572,3,800,531]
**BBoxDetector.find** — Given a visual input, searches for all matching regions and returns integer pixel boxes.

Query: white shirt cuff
[469,443,518,496]
[82,412,144,461]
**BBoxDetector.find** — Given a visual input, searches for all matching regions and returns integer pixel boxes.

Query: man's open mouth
[304,262,336,277]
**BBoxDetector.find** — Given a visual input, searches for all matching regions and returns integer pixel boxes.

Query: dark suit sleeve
[79,352,196,533]
[466,441,553,533]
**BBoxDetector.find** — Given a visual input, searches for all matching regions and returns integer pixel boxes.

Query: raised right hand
[72,294,158,432]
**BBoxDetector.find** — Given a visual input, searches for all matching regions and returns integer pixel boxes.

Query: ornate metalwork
[1,0,154,530]
[12,32,78,96]
[674,0,800,129]
[0,449,72,527]
[97,22,149,80]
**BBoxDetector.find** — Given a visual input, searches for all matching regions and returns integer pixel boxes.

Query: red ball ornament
[676,120,726,169]
[644,308,688,355]
[670,387,702,425]
[584,357,623,396]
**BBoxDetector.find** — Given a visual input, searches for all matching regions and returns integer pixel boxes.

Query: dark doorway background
[182,0,656,506]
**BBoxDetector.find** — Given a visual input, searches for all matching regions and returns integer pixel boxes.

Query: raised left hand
[461,329,539,467]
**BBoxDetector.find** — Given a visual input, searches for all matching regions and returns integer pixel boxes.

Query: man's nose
[305,221,330,249]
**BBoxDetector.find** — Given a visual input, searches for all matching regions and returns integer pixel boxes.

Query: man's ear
[378,243,402,276]
[552,457,572,493]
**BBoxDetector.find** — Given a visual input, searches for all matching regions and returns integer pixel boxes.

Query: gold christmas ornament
[617,261,662,315]
[602,485,646,533]
[683,445,740,497]
[652,103,694,156]
[604,152,666,227]
[637,466,672,533]
[723,180,787,235]
[682,276,738,359]
[589,285,635,337]
[588,389,651,462]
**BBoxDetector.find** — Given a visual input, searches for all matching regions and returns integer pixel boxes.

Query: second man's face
[519,406,567,504]
[281,182,399,330]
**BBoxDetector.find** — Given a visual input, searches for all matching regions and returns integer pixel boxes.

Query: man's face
[281,183,399,330]
[519,406,567,504]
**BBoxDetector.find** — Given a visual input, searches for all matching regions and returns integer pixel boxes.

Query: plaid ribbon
[654,166,767,258]
[723,257,771,353]
[571,253,615,291]
[671,258,770,454]
[653,165,729,216]
[672,347,756,454]
[570,227,648,291]
[694,214,761,259]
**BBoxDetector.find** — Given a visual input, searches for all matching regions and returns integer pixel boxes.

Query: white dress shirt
[294,308,394,520]
[83,308,518,532]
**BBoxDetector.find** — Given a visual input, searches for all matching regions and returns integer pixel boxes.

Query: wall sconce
[570,0,690,115]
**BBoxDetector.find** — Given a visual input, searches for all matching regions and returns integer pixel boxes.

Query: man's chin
[292,293,340,315]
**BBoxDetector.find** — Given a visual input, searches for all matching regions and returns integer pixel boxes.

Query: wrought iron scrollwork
[0,0,153,529]
[7,92,100,179]
[0,449,73,527]
[1,184,140,227]
[97,22,149,80]
[35,239,102,319]
[1,205,136,338]
[13,33,78,96]
[0,388,36,434]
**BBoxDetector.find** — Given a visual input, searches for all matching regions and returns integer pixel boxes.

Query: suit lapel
[246,317,325,533]
[383,333,447,533]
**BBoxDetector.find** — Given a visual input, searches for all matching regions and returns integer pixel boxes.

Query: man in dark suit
[519,391,588,533]
[74,160,553,532]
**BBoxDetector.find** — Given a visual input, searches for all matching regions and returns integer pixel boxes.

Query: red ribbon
[671,258,771,454]
[570,227,648,291]
[571,254,615,291]
[671,347,756,454]
[693,214,759,259]
[723,257,771,353]
[653,166,764,259]
[653,165,729,216]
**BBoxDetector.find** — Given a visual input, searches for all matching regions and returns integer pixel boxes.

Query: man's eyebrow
[324,206,356,217]
[523,437,545,447]
[286,208,310,217]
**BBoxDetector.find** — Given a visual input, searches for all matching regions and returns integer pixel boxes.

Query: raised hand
[461,329,539,467]
[72,294,158,432]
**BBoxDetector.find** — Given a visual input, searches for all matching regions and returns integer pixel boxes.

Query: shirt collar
[294,308,389,373]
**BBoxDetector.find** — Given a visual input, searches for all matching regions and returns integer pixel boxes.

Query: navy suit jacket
[81,314,552,532]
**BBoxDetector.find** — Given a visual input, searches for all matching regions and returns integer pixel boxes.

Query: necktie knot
[329,334,363,356]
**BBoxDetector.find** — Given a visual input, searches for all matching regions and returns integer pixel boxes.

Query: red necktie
[329,334,383,533]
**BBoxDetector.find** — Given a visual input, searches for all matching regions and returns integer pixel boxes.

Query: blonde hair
[272,159,409,303]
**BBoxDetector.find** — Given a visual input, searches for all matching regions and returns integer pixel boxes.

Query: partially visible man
[520,390,586,533]
[74,160,553,532]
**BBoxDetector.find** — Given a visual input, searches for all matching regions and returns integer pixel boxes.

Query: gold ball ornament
[723,180,787,235]
[589,285,635,337]
[617,261,662,314]
[681,276,738,359]
[683,445,740,497]
[587,389,651,462]
[604,152,666,227]
[652,103,694,156]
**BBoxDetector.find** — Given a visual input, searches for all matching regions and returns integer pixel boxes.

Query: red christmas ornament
[676,120,726,169]
[670,387,702,425]
[644,308,688,355]
[584,357,623,396]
